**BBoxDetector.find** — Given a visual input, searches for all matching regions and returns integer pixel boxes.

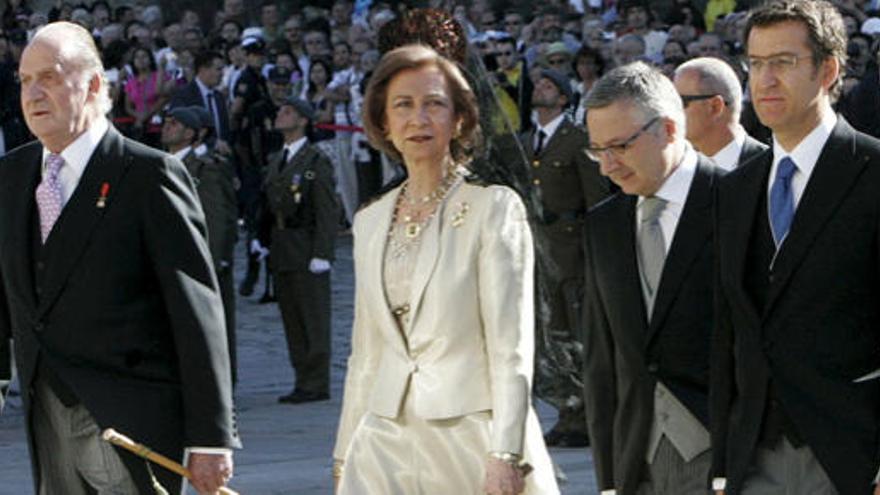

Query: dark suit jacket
[711,117,880,494]
[169,79,231,142]
[0,126,240,493]
[583,156,721,494]
[739,134,768,168]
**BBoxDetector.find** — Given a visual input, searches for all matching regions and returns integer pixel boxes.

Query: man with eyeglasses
[582,61,721,495]
[673,57,767,171]
[527,68,610,449]
[710,2,880,494]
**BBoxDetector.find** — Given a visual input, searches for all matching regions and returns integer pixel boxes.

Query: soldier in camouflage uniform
[525,69,610,447]
[161,106,239,384]
[258,97,339,404]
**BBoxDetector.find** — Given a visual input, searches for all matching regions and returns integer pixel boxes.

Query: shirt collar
[42,117,109,176]
[195,76,212,97]
[172,145,193,161]
[537,112,566,141]
[771,111,837,175]
[285,136,308,160]
[710,126,746,171]
[644,143,698,209]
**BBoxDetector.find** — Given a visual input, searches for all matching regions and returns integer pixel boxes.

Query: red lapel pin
[97,182,110,208]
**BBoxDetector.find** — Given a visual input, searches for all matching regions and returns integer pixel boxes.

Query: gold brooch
[450,202,469,227]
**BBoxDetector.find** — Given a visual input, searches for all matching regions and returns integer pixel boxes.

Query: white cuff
[600,490,617,495]
[186,447,233,456]
[309,258,331,274]
[712,477,727,490]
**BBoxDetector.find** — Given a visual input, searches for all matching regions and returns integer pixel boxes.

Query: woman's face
[576,55,598,81]
[310,63,328,86]
[133,49,152,71]
[663,41,685,61]
[384,64,458,166]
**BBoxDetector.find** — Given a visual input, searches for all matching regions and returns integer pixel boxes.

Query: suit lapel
[647,159,715,341]
[765,118,868,312]
[364,186,409,351]
[739,135,767,168]
[6,144,42,311]
[600,195,649,350]
[37,127,132,317]
[407,181,461,330]
[725,148,770,324]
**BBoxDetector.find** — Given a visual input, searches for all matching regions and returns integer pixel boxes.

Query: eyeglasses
[745,53,810,74]
[585,117,659,161]
[679,93,723,107]
[497,51,514,57]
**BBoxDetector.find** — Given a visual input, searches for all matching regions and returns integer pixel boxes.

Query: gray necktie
[637,196,667,317]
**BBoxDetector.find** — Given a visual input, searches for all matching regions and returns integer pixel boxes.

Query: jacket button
[533,178,541,186]
[647,363,658,373]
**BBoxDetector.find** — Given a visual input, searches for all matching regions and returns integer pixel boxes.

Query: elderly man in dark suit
[673,57,768,171]
[526,68,610,448]
[711,2,880,494]
[582,61,721,495]
[0,22,239,494]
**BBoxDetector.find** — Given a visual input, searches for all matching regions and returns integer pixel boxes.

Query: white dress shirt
[766,111,837,209]
[636,145,698,252]
[710,126,747,171]
[534,112,566,151]
[41,117,109,207]
[283,136,307,162]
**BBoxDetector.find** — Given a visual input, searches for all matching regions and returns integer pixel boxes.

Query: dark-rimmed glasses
[680,94,722,107]
[585,117,660,162]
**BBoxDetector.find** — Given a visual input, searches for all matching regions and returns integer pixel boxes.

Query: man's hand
[249,239,269,261]
[188,452,233,494]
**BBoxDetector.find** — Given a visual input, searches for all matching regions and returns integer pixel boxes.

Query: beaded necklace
[387,168,462,259]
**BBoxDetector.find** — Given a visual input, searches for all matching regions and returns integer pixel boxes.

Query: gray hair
[586,61,686,134]
[31,22,113,116]
[675,57,743,119]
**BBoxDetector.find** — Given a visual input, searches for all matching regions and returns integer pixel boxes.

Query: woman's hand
[484,457,525,495]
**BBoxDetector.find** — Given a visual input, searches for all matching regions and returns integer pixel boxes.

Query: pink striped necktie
[35,153,65,243]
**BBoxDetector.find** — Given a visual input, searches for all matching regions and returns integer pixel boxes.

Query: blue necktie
[769,157,797,246]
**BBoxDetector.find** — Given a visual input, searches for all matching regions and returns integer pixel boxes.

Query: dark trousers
[275,270,331,394]
[218,266,237,385]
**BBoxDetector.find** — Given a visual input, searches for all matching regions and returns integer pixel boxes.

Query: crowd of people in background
[4,0,880,470]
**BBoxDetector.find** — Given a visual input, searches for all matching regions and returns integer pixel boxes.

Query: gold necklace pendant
[404,222,421,239]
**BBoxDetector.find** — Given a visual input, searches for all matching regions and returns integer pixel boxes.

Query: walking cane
[102,428,239,495]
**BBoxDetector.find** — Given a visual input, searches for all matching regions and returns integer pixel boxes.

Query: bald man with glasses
[673,57,767,171]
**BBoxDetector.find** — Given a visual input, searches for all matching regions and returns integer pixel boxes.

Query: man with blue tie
[710,1,880,494]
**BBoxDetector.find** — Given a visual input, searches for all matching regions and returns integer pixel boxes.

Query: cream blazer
[334,181,536,459]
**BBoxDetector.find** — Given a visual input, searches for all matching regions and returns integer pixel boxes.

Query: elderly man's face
[19,38,99,152]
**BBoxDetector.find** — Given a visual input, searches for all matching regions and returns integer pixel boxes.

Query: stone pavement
[0,234,598,494]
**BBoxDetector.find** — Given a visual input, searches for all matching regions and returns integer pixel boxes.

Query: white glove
[309,258,331,274]
[249,239,269,261]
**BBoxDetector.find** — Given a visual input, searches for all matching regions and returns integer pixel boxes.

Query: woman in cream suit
[333,45,559,495]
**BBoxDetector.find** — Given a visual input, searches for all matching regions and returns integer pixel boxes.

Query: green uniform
[262,141,339,395]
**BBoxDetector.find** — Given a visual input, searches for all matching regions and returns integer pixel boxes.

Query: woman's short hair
[362,44,480,164]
